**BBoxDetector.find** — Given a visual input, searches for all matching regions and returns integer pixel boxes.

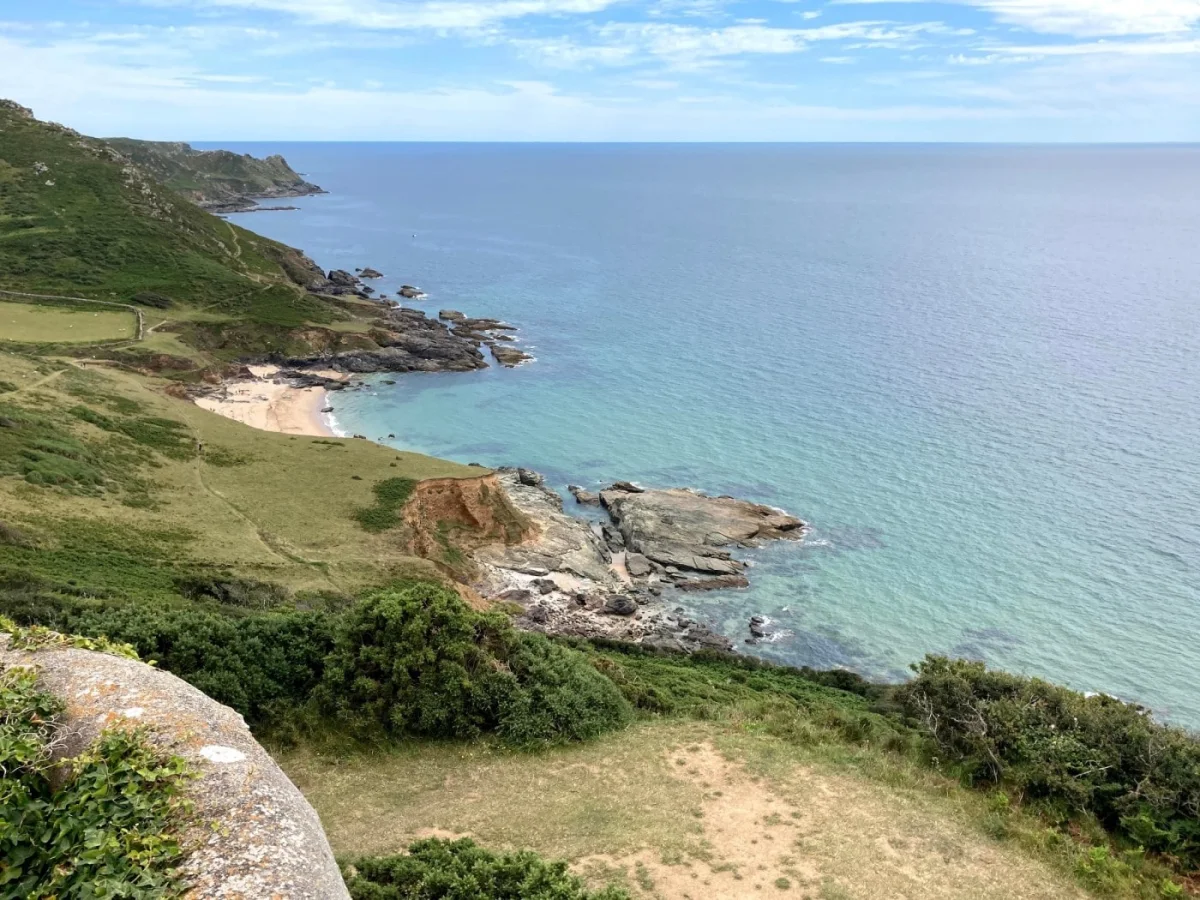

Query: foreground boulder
[0,636,349,899]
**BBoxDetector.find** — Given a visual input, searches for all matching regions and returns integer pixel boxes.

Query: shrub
[898,656,1200,868]
[131,291,172,309]
[341,838,629,900]
[2,593,335,727]
[354,477,417,532]
[318,584,632,746]
[0,667,189,898]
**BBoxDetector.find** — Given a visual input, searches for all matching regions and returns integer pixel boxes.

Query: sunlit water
[222,143,1200,727]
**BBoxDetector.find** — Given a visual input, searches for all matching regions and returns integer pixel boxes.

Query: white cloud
[512,35,636,65]
[832,0,1200,37]
[997,37,1200,54]
[139,0,622,30]
[594,20,971,67]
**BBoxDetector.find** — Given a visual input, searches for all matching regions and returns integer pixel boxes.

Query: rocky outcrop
[399,285,426,299]
[491,345,533,367]
[358,267,383,279]
[0,636,349,899]
[600,483,804,577]
[471,469,798,654]
[475,470,619,587]
[286,307,488,373]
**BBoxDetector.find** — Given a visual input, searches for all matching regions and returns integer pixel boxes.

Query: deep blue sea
[219,143,1200,728]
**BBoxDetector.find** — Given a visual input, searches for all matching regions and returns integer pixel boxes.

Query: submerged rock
[568,485,600,506]
[491,345,533,367]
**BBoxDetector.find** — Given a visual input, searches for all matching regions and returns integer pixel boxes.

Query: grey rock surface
[0,637,349,900]
[601,486,804,575]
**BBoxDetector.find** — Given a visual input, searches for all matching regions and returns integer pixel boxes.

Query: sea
[216,143,1200,729]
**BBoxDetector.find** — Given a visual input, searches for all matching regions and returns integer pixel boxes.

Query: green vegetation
[0,300,135,342]
[6,581,631,749]
[355,477,418,532]
[0,355,484,605]
[899,657,1200,871]
[105,138,321,210]
[342,839,629,899]
[0,666,190,899]
[319,585,632,746]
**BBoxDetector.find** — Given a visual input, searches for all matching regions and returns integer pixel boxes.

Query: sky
[2,0,1200,140]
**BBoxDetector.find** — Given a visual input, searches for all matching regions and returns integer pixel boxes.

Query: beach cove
[216,142,1200,728]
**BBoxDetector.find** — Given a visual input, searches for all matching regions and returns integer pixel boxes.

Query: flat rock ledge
[474,470,805,653]
[0,636,349,900]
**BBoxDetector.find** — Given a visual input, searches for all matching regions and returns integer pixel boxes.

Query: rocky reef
[474,470,805,653]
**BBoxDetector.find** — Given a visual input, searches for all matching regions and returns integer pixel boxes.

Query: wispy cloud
[139,0,623,30]
[832,0,1200,37]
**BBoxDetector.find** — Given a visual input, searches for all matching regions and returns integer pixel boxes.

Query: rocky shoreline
[474,468,806,653]
[277,261,534,373]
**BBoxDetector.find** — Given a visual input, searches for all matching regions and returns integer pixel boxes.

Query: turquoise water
[223,143,1200,728]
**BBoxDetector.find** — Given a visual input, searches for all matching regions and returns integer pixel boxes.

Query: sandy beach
[194,365,343,436]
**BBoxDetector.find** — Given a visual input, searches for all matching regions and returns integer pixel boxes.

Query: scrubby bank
[317,583,633,747]
[1,579,633,749]
[899,656,1200,873]
[342,839,629,900]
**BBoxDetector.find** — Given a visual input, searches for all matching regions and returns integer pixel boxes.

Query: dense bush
[131,291,172,308]
[898,656,1200,868]
[318,584,632,746]
[0,667,189,898]
[1,592,335,727]
[4,579,631,748]
[342,838,629,900]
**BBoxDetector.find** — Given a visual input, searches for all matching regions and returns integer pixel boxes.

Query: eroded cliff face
[403,473,534,574]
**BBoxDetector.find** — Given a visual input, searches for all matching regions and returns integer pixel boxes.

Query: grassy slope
[0,348,479,603]
[0,100,378,366]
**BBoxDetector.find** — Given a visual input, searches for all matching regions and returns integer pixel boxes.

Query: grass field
[0,301,135,342]
[0,350,487,598]
[281,721,1090,900]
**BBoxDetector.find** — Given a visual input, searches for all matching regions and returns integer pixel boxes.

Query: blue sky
[2,0,1200,140]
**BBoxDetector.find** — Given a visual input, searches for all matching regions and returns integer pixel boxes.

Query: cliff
[105,138,325,212]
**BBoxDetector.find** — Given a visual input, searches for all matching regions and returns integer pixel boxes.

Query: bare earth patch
[279,723,1089,900]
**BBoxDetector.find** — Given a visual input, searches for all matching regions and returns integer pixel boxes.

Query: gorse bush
[4,580,632,748]
[317,584,633,746]
[1,590,335,727]
[341,838,630,900]
[0,667,189,898]
[898,656,1200,868]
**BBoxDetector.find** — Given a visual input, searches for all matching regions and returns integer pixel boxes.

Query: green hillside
[105,138,322,211]
[0,100,340,329]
